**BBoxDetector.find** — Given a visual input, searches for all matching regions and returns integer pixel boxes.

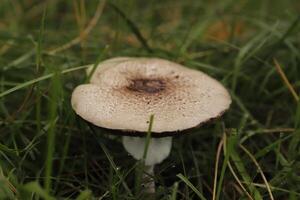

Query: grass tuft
[0,0,300,199]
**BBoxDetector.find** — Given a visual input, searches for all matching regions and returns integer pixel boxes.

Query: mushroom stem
[122,136,172,193]
[142,165,155,193]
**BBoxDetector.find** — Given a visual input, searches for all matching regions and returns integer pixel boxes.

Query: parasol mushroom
[71,57,231,193]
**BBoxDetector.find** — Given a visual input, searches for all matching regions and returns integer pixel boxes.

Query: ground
[0,0,300,199]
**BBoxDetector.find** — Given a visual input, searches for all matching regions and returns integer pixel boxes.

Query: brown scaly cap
[71,57,231,136]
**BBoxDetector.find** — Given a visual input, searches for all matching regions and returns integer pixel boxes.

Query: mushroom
[71,57,231,193]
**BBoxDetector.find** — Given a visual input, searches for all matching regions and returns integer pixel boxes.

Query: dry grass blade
[25,0,58,20]
[48,0,106,55]
[223,134,254,200]
[273,58,299,102]
[259,128,295,133]
[0,169,17,195]
[227,162,254,200]
[239,144,274,200]
[212,137,224,200]
[244,182,300,196]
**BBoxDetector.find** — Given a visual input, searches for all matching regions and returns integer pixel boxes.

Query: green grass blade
[44,74,59,193]
[170,182,179,200]
[35,6,46,134]
[108,2,152,53]
[177,173,207,200]
[98,141,133,197]
[21,182,55,200]
[0,64,90,98]
[75,189,92,200]
[230,148,263,199]
[135,115,154,194]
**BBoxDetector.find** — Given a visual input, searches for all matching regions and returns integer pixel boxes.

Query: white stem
[122,136,172,166]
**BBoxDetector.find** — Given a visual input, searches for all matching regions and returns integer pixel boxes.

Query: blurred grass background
[0,0,300,199]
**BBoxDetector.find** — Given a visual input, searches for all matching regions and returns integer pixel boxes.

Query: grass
[0,0,300,199]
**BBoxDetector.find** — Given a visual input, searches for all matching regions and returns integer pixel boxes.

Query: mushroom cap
[71,57,231,136]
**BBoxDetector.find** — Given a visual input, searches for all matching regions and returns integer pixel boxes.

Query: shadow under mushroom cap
[78,108,229,138]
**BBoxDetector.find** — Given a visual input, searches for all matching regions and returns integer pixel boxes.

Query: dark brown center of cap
[127,78,166,93]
